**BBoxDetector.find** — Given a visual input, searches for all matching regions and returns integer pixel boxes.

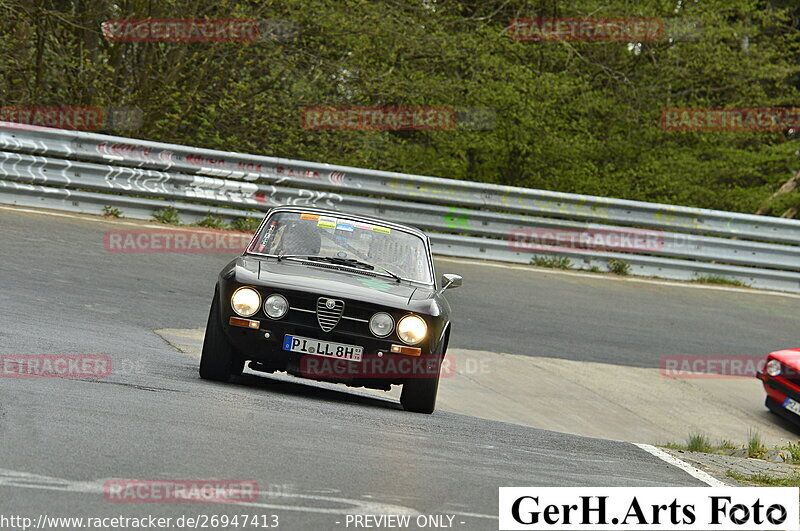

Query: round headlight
[397,315,427,345]
[766,359,782,377]
[369,312,395,338]
[264,294,289,319]
[231,287,261,317]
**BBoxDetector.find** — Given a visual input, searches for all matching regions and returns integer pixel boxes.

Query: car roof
[266,206,429,240]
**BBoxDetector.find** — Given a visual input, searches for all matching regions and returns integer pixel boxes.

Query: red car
[757,348,800,425]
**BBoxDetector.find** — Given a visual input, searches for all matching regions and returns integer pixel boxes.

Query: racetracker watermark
[0,106,142,131]
[508,17,665,41]
[301,107,456,130]
[0,355,111,379]
[661,107,800,132]
[661,356,782,378]
[508,227,664,253]
[104,229,251,253]
[300,353,461,379]
[499,487,799,530]
[101,18,298,43]
[103,479,260,504]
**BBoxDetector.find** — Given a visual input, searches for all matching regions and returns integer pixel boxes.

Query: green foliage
[607,259,630,275]
[152,206,181,225]
[687,433,712,453]
[102,205,122,218]
[692,275,748,287]
[230,217,261,232]
[784,441,800,464]
[727,470,800,487]
[531,255,572,269]
[747,429,765,459]
[1,0,799,215]
[665,437,737,453]
[196,214,228,229]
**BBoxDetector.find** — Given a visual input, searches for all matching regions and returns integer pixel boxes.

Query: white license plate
[282,335,363,361]
[783,397,800,416]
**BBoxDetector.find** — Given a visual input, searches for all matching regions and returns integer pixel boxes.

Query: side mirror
[440,273,463,293]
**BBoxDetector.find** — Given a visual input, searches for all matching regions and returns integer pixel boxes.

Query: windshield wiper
[326,257,403,283]
[330,258,403,283]
[371,264,402,283]
[306,256,381,272]
[281,255,403,282]
[276,254,314,262]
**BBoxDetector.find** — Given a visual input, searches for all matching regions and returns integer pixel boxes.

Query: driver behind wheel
[275,219,322,256]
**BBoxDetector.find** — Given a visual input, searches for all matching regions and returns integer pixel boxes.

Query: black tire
[400,354,442,414]
[199,289,244,381]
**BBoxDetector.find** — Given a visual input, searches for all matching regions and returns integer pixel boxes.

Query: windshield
[248,211,433,284]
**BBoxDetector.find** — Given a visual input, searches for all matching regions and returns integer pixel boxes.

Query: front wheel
[400,354,442,414]
[199,289,244,381]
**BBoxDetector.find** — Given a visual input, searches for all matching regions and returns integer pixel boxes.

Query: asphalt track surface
[3,207,790,529]
[444,261,799,367]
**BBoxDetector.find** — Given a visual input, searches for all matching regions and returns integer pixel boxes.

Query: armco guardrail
[1,121,799,293]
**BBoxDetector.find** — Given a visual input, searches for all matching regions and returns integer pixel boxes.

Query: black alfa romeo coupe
[199,206,462,413]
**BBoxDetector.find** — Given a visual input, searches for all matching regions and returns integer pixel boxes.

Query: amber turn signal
[390,344,422,356]
[229,316,260,329]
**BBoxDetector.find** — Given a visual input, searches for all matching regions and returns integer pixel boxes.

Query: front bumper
[758,372,800,427]
[222,314,439,386]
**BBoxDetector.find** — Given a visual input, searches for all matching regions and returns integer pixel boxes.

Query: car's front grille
[316,297,345,332]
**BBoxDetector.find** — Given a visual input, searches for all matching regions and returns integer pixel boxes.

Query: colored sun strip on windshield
[317,216,337,229]
[336,221,355,232]
[301,213,392,234]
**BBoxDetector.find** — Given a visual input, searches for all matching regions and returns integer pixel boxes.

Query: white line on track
[453,511,498,520]
[437,256,800,299]
[0,468,419,516]
[632,443,729,487]
[0,468,497,520]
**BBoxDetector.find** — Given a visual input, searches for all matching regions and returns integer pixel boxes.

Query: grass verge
[531,256,572,269]
[692,275,748,287]
[663,430,800,464]
[727,470,800,486]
